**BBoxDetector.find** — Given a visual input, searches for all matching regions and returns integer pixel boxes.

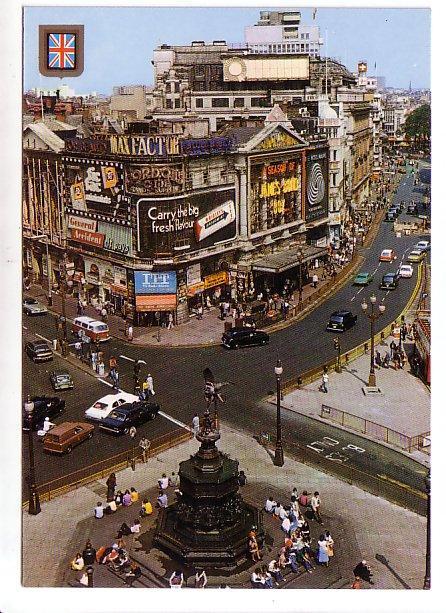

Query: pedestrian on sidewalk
[194,568,208,588]
[317,534,330,567]
[324,530,334,559]
[219,302,225,320]
[311,491,323,524]
[353,560,374,585]
[167,312,174,329]
[75,340,82,359]
[197,304,203,320]
[320,371,329,393]
[146,373,155,395]
[312,273,319,289]
[94,501,104,519]
[101,306,108,322]
[139,437,150,463]
[106,472,117,502]
[127,324,133,341]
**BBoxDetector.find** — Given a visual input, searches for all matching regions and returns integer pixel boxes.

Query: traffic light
[333,337,340,351]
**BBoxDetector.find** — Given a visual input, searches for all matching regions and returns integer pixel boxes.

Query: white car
[84,392,139,421]
[23,297,48,316]
[398,264,414,278]
[415,240,430,252]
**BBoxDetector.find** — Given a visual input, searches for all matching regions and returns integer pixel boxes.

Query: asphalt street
[22,167,430,503]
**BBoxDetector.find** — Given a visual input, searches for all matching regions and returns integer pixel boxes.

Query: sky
[23,4,431,95]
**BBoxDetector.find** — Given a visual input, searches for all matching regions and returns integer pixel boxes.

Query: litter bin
[52,339,58,351]
[224,321,233,333]
[97,362,105,377]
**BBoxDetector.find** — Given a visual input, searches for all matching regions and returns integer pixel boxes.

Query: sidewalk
[269,338,430,466]
[22,422,427,589]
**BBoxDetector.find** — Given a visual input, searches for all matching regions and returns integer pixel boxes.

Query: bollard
[52,339,58,351]
[364,343,368,354]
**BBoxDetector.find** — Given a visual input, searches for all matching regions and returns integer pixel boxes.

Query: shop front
[133,270,177,327]
[251,244,328,296]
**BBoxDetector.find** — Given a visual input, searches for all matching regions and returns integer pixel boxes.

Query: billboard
[63,157,128,222]
[137,187,236,257]
[134,271,177,295]
[304,149,329,223]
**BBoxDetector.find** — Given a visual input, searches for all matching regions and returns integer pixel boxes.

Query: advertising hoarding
[134,271,177,295]
[304,149,329,223]
[137,187,236,257]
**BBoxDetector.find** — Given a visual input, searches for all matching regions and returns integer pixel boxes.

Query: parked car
[326,310,358,333]
[353,272,374,286]
[23,297,48,316]
[25,340,53,363]
[49,370,74,391]
[379,249,397,262]
[221,327,269,349]
[43,422,94,454]
[22,396,65,431]
[398,264,414,278]
[415,240,430,252]
[407,204,419,216]
[380,272,400,290]
[99,401,160,435]
[84,392,139,421]
[407,249,425,263]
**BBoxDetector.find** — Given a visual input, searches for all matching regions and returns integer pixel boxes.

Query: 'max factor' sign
[137,187,236,257]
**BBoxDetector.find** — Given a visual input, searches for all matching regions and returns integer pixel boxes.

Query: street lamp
[273,359,284,467]
[23,396,41,515]
[423,470,431,589]
[59,253,71,357]
[297,248,304,310]
[361,294,385,387]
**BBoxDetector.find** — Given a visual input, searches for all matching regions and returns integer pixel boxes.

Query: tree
[404,104,431,146]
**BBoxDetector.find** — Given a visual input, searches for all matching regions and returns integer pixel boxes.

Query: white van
[72,316,110,342]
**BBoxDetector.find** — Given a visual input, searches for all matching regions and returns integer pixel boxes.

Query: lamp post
[86,565,94,588]
[423,470,431,589]
[297,248,304,310]
[361,294,385,387]
[59,253,71,357]
[24,396,41,515]
[274,359,284,467]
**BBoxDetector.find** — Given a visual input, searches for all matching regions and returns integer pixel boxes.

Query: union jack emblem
[47,33,76,69]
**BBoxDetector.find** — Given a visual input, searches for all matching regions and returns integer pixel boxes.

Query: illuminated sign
[124,163,184,195]
[180,137,234,156]
[304,149,329,223]
[70,228,105,248]
[257,130,300,151]
[134,271,177,295]
[110,135,180,157]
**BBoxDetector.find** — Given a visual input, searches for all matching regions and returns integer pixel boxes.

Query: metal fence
[23,428,192,506]
[320,404,430,453]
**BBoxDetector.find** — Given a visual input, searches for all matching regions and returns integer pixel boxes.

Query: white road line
[350,295,356,302]
[35,333,51,343]
[119,354,147,364]
[98,378,115,388]
[23,325,28,330]
[372,263,381,276]
[356,286,365,295]
[158,410,190,430]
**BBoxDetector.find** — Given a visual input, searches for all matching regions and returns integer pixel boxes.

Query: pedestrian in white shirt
[146,373,155,395]
[311,491,323,524]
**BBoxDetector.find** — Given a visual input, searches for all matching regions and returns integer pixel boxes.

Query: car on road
[23,298,48,316]
[415,240,430,252]
[99,401,160,435]
[84,392,139,421]
[49,370,74,391]
[379,249,397,262]
[385,210,398,222]
[25,340,53,363]
[43,422,94,454]
[326,310,358,333]
[353,272,374,286]
[22,396,66,431]
[398,264,414,278]
[407,249,425,263]
[221,327,269,349]
[407,204,419,216]
[380,272,400,290]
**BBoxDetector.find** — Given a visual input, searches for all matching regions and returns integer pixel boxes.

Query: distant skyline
[23,6,431,95]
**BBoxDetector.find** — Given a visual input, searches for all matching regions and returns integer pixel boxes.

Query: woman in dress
[317,534,330,567]
[324,530,334,559]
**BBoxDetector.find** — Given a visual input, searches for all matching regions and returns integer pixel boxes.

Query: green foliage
[404,104,431,142]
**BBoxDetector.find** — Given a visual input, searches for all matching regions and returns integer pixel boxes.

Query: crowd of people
[247,488,335,588]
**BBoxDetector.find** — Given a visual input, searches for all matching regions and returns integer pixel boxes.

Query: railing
[23,428,192,507]
[320,404,430,453]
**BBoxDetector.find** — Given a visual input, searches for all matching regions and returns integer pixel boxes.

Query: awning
[251,245,327,274]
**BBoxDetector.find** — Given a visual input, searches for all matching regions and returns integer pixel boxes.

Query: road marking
[342,444,365,453]
[98,378,116,389]
[350,295,356,302]
[36,333,51,343]
[158,410,189,430]
[356,286,365,295]
[377,474,427,499]
[119,354,147,364]
[372,263,381,276]
[322,437,339,446]
[23,325,28,330]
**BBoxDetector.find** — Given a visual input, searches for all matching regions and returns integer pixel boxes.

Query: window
[195,98,203,108]
[211,98,229,108]
[170,82,175,93]
[175,98,181,109]
[332,150,337,161]
[165,98,172,109]
[234,97,245,108]
[331,173,337,187]
[175,82,180,93]
[251,97,268,107]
